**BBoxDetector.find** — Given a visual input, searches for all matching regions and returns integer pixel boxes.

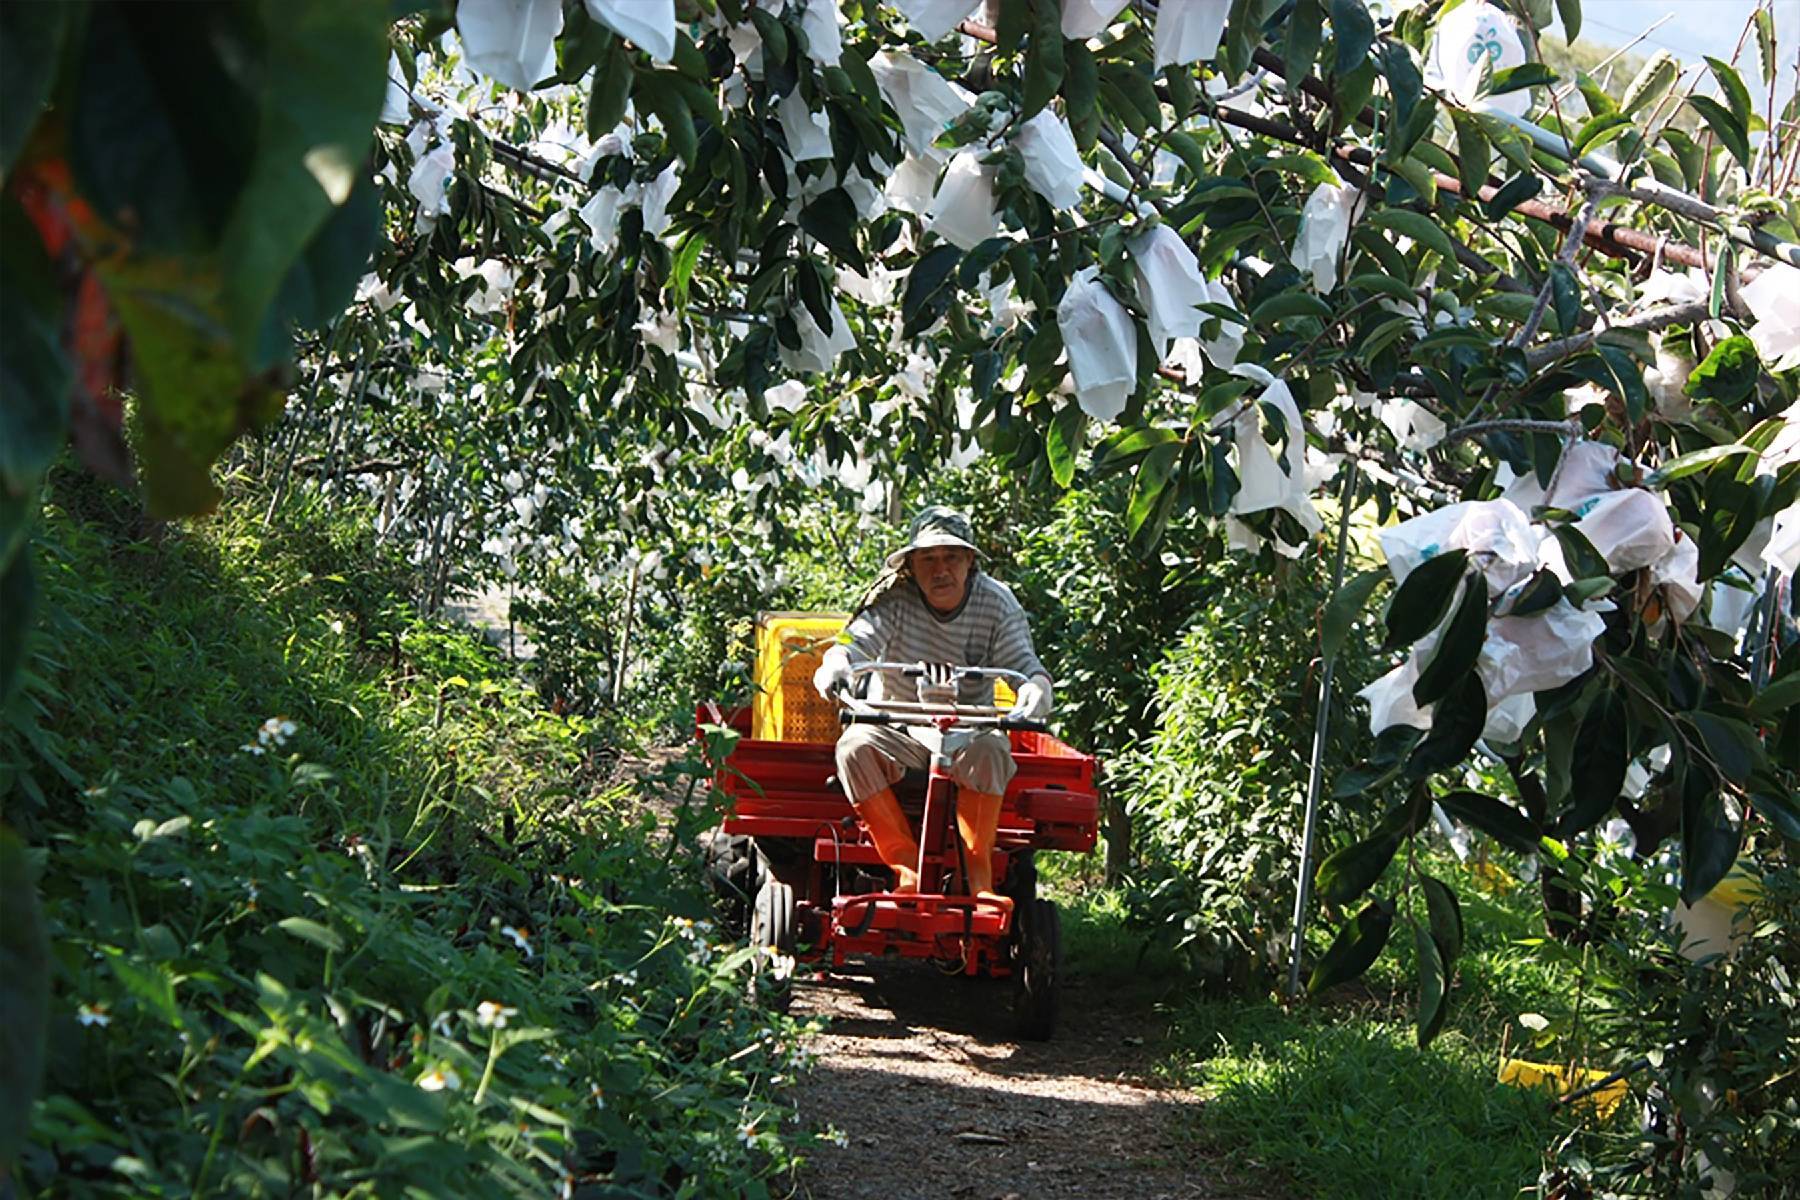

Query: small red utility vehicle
[701,624,1099,1040]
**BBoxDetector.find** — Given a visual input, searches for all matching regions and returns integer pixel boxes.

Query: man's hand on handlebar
[812,645,853,700]
[1012,674,1054,722]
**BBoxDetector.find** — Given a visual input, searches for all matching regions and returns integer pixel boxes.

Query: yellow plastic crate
[752,613,848,743]
[750,611,1017,742]
[1497,1058,1627,1119]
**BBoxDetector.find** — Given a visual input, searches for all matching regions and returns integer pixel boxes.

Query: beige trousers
[835,724,1017,802]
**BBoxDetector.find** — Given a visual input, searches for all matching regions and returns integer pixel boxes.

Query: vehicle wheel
[703,829,759,938]
[1011,898,1061,1041]
[748,878,797,1012]
[1000,850,1038,907]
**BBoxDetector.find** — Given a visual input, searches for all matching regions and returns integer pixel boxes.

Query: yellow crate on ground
[753,613,847,742]
[1497,1058,1628,1119]
[750,611,1018,742]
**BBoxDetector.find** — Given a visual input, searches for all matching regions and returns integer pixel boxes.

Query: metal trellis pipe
[1287,460,1360,1000]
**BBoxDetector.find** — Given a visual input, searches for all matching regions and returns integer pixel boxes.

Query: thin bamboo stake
[612,558,642,706]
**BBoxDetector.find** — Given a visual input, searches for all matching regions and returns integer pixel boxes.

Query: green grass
[1050,859,1614,1200]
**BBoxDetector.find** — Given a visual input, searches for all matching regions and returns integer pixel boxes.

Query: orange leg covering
[853,786,919,893]
[956,789,1007,904]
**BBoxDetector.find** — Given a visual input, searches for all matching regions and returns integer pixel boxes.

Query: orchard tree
[6,0,1800,1057]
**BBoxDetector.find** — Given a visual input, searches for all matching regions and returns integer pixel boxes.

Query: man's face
[911,546,975,614]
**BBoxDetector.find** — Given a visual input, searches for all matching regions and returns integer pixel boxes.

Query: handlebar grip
[998,718,1050,734]
[839,711,899,726]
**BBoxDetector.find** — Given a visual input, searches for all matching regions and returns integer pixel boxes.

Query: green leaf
[1555,0,1581,42]
[1488,63,1557,96]
[1710,242,1731,320]
[1251,292,1335,323]
[1345,272,1416,301]
[1680,766,1742,907]
[900,245,961,337]
[1686,712,1761,784]
[1019,0,1065,120]
[1046,403,1086,489]
[1307,898,1395,995]
[1286,0,1325,86]
[1450,110,1490,196]
[637,72,697,166]
[1126,441,1180,536]
[1620,50,1679,117]
[1366,209,1457,265]
[1698,470,1774,579]
[1687,95,1751,168]
[1703,56,1752,129]
[1755,8,1777,87]
[107,955,181,1027]
[0,197,71,503]
[1098,61,1162,134]
[1574,72,1618,120]
[1549,261,1580,337]
[994,0,1028,56]
[1485,173,1543,220]
[1556,686,1627,836]
[1571,111,1634,157]
[1383,549,1469,650]
[1507,569,1563,617]
[1407,671,1486,777]
[271,170,381,336]
[0,2,71,176]
[1315,829,1403,907]
[799,188,867,272]
[748,6,788,65]
[1413,921,1448,1047]
[1412,576,1487,707]
[1683,334,1760,405]
[1377,41,1422,130]
[1066,40,1099,149]
[1552,523,1610,582]
[671,233,707,307]
[1323,568,1387,665]
[1420,872,1464,965]
[1094,424,1180,470]
[216,0,390,362]
[588,37,632,138]
[277,916,346,953]
[1646,443,1753,488]
[1437,790,1540,853]
[1747,789,1800,841]
[1331,0,1376,75]
[1750,674,1800,721]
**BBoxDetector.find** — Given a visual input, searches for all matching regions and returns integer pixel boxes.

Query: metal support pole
[1287,461,1359,999]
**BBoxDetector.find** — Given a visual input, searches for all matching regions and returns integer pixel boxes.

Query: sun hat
[883,505,981,569]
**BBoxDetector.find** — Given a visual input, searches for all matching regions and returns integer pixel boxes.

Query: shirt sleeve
[988,580,1048,682]
[844,590,898,664]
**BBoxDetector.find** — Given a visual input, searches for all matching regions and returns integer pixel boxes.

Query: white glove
[1011,674,1053,721]
[813,645,853,700]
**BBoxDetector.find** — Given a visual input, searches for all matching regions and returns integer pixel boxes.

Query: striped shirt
[846,572,1047,705]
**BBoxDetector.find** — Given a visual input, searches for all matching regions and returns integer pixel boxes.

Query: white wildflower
[416,1066,462,1092]
[476,1000,517,1028]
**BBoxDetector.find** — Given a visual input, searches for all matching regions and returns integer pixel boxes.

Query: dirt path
[786,956,1273,1200]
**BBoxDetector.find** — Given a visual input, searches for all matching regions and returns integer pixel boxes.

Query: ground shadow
[787,957,1287,1200]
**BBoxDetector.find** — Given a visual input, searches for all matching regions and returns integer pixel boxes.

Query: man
[812,506,1053,900]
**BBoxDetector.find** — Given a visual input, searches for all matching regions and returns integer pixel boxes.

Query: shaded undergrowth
[4,474,811,1198]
